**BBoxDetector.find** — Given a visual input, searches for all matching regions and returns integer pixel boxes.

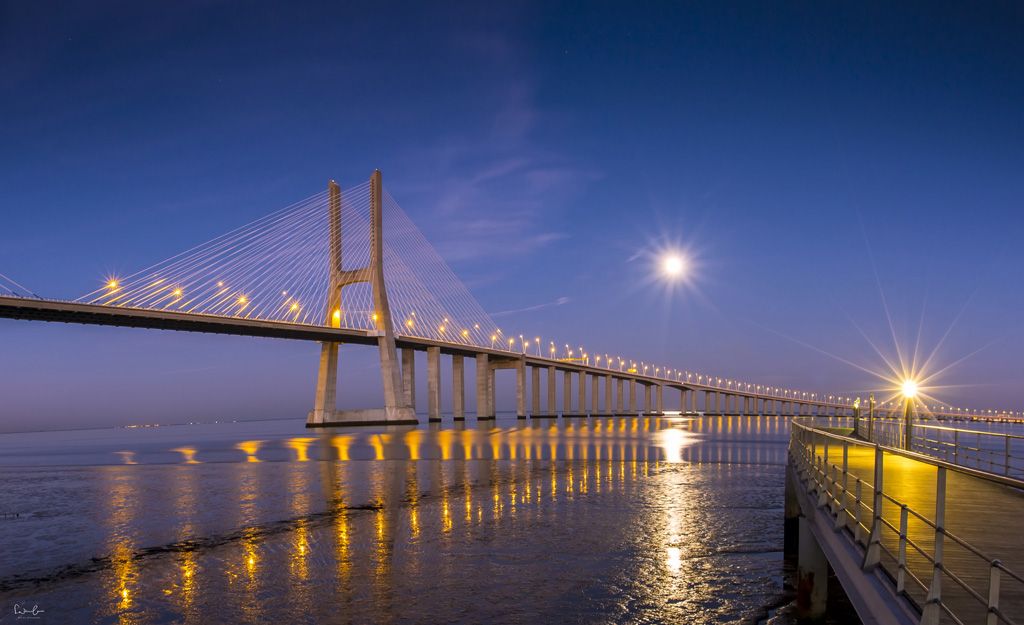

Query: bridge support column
[643,384,652,414]
[427,346,441,422]
[402,348,416,413]
[590,374,599,415]
[452,355,465,420]
[515,358,526,418]
[563,370,572,415]
[578,372,587,415]
[547,366,557,415]
[655,385,663,414]
[604,375,612,415]
[476,354,492,419]
[629,379,637,414]
[796,516,829,619]
[309,342,340,425]
[718,392,725,414]
[689,389,696,413]
[616,379,625,413]
[531,366,541,415]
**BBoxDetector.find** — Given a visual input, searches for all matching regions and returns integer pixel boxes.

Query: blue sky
[1,2,1022,429]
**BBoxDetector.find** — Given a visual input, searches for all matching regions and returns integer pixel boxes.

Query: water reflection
[0,415,816,624]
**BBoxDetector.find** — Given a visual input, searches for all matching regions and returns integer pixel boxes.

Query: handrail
[790,419,1024,625]
[913,423,1024,441]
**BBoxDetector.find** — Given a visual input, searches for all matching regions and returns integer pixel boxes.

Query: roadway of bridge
[0,295,859,409]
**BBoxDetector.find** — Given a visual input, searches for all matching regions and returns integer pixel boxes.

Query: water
[0,415,850,624]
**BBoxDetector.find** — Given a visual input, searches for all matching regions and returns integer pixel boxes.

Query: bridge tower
[307,170,417,426]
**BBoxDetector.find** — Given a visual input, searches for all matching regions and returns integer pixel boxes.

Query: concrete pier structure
[475,353,493,419]
[452,354,465,420]
[426,346,440,422]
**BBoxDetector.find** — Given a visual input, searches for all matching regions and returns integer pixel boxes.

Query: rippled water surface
[0,415,832,624]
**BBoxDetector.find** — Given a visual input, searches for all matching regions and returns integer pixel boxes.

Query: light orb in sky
[901,379,918,399]
[662,254,686,278]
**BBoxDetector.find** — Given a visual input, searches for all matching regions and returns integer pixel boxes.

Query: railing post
[862,446,884,570]
[835,441,848,531]
[953,429,959,466]
[854,479,863,544]
[1005,436,1011,477]
[921,466,947,625]
[987,560,1001,625]
[896,505,908,594]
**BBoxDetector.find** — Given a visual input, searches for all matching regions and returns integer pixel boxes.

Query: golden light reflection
[235,440,264,463]
[285,437,316,462]
[666,546,682,573]
[170,446,200,464]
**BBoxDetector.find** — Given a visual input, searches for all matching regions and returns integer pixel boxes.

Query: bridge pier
[578,372,587,415]
[603,374,613,415]
[655,384,663,415]
[427,346,441,422]
[563,370,573,415]
[476,353,493,419]
[516,358,526,418]
[453,355,465,420]
[402,348,416,413]
[616,378,625,413]
[531,366,541,415]
[797,516,829,619]
[590,374,599,416]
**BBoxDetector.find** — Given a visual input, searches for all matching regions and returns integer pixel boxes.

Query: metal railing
[790,419,1024,625]
[855,417,1024,480]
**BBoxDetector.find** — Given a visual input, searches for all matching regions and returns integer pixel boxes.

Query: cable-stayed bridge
[0,171,1007,426]
[0,170,863,426]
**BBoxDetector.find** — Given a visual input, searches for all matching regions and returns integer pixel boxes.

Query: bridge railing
[790,419,1024,625]
[855,417,1024,480]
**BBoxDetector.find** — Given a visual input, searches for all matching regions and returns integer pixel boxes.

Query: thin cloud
[491,296,571,317]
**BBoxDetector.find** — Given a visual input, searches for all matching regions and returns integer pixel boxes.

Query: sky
[1,2,1022,430]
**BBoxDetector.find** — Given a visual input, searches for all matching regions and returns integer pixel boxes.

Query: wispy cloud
[388,32,599,267]
[491,296,571,317]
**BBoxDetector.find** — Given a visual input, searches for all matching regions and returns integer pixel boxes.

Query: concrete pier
[476,353,492,419]
[426,346,441,422]
[515,358,526,418]
[452,354,465,420]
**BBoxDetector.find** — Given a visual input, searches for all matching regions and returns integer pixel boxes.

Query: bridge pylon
[307,170,417,427]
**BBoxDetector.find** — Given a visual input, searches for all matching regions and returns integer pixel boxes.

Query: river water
[0,414,856,624]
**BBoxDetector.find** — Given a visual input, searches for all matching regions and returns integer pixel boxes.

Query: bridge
[0,170,883,427]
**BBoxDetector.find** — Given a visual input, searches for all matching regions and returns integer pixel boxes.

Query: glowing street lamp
[902,379,918,450]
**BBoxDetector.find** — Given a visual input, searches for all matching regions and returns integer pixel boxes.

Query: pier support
[797,516,828,619]
[402,348,416,411]
[427,346,441,422]
[547,366,556,414]
[629,379,637,413]
[563,370,572,414]
[590,374,599,415]
[604,375,613,415]
[531,366,541,415]
[578,372,587,415]
[452,355,465,420]
[476,353,493,419]
[655,385,663,415]
[616,378,625,413]
[515,358,526,418]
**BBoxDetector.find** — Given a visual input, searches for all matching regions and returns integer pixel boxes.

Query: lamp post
[902,380,917,450]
